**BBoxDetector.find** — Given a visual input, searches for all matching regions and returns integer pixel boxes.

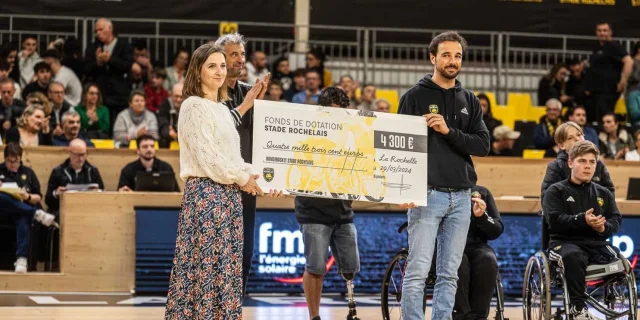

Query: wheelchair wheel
[381,250,408,320]
[604,256,638,320]
[523,252,551,320]
[494,274,508,320]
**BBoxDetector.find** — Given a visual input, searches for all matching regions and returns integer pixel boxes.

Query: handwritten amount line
[263,147,368,159]
[262,160,367,172]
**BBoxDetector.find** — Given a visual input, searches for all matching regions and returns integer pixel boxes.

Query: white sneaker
[34,209,58,228]
[14,257,27,273]
[573,308,603,320]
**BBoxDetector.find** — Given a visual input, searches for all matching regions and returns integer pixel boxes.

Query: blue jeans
[626,90,640,124]
[0,193,36,258]
[300,223,360,275]
[401,188,472,320]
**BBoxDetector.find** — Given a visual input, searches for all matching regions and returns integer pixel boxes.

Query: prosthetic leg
[340,272,360,320]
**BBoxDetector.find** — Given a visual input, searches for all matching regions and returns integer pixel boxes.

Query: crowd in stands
[485,21,639,160]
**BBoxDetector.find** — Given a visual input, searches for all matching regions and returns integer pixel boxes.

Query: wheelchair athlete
[452,185,504,320]
[543,140,622,320]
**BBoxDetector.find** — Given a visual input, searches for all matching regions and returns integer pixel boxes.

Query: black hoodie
[45,158,105,212]
[398,75,490,189]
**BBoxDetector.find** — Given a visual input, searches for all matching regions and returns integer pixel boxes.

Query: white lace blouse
[177,96,252,186]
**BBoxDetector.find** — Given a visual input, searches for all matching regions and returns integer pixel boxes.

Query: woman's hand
[265,189,283,198]
[240,174,264,196]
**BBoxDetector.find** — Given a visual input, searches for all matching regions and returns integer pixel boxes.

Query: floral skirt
[165,177,243,319]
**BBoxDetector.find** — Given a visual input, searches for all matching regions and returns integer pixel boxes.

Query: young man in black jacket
[295,87,360,320]
[117,134,179,192]
[45,139,105,214]
[540,121,614,249]
[453,185,504,320]
[398,31,490,320]
[543,140,622,320]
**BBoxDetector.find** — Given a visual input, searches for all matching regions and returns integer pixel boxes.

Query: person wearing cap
[490,125,520,156]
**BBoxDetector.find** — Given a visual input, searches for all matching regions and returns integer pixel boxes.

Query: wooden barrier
[0,192,639,293]
[1,146,639,201]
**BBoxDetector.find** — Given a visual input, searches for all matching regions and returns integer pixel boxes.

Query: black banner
[311,0,640,37]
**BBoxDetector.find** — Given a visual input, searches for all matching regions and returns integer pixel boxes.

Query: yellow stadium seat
[91,139,115,149]
[523,149,546,159]
[614,96,627,115]
[376,89,400,113]
[491,105,517,129]
[507,93,533,110]
[526,106,547,123]
[129,140,160,150]
[170,141,180,150]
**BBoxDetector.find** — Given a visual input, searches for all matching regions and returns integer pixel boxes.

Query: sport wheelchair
[522,218,638,319]
[381,222,508,320]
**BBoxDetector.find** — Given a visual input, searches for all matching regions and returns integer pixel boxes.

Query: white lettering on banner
[257,222,306,275]
[610,235,635,259]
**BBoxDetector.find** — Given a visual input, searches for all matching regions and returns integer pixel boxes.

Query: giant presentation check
[252,100,428,205]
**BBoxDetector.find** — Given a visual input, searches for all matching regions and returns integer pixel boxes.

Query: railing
[1,14,638,105]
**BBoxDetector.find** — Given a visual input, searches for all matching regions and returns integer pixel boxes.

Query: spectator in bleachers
[0,43,21,87]
[566,106,598,147]
[375,99,391,113]
[76,83,110,139]
[85,18,134,125]
[113,90,159,147]
[477,93,502,142]
[265,80,285,102]
[21,62,51,100]
[283,68,306,102]
[144,67,168,114]
[238,68,249,83]
[292,69,322,105]
[1,79,26,132]
[566,59,587,107]
[625,130,640,161]
[163,48,189,91]
[306,48,332,88]
[5,104,53,146]
[626,42,640,126]
[130,62,145,91]
[117,134,179,192]
[534,98,563,158]
[18,35,42,88]
[41,49,82,106]
[53,110,95,147]
[338,75,358,107]
[537,63,573,107]
[272,57,292,91]
[25,93,52,135]
[45,139,105,214]
[47,81,73,136]
[0,59,22,101]
[0,143,57,273]
[598,112,634,160]
[158,83,183,148]
[584,21,634,124]
[358,84,376,111]
[132,39,153,84]
[60,38,85,80]
[246,51,269,85]
[490,125,520,157]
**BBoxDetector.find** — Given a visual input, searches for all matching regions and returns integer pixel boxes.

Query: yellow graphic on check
[285,112,387,202]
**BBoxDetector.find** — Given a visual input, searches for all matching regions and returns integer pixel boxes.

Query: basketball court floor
[0,292,539,319]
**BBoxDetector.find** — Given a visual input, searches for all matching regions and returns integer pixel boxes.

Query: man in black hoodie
[295,87,360,320]
[397,31,490,320]
[543,140,621,320]
[540,121,614,250]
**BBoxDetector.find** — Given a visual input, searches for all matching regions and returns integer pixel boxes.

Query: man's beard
[141,153,154,161]
[437,65,460,80]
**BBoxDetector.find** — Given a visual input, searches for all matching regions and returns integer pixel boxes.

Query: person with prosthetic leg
[294,86,361,320]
